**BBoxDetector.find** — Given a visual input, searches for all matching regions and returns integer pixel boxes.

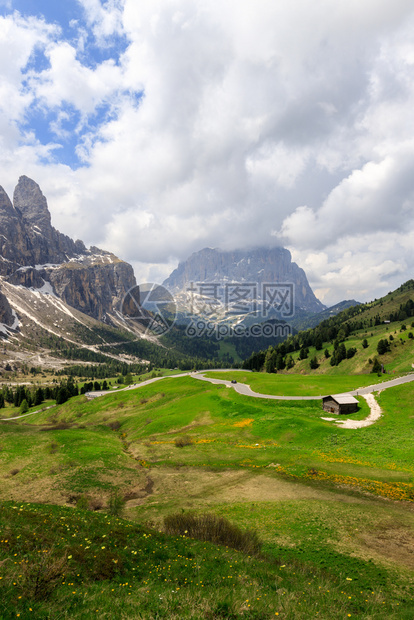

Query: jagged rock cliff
[0,176,136,321]
[164,246,325,314]
[0,287,14,327]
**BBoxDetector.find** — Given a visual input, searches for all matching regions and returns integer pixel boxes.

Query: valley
[0,365,413,618]
[0,178,413,618]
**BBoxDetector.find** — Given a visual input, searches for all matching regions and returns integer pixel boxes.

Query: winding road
[190,369,414,401]
[2,370,413,429]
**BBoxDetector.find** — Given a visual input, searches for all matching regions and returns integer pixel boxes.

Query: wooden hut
[322,394,359,415]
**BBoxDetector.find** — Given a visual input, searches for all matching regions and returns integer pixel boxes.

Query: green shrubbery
[164,512,262,556]
[174,435,193,448]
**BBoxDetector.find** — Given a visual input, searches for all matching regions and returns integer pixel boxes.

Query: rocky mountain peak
[164,246,325,315]
[0,176,136,322]
[0,185,15,217]
[13,175,52,234]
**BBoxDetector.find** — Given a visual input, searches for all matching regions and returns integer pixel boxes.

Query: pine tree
[34,388,44,407]
[371,358,382,374]
[20,399,29,414]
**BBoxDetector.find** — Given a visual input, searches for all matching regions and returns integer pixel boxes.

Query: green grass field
[1,375,413,618]
[203,371,391,396]
[2,500,412,619]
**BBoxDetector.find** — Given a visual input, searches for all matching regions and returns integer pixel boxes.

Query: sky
[0,0,414,306]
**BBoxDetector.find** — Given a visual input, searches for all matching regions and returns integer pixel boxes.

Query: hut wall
[323,399,340,414]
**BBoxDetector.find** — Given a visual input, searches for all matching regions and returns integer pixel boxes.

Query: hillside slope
[243,279,414,375]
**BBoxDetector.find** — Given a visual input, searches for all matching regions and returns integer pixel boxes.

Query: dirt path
[322,392,383,429]
[0,404,56,422]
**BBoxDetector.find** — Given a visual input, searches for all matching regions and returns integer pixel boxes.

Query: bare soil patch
[351,521,414,570]
[140,467,365,515]
[166,410,214,435]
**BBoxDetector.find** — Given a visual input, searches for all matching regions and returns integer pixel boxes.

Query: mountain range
[0,176,358,370]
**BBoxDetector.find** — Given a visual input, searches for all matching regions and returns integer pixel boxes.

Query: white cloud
[30,42,123,113]
[77,0,125,41]
[279,152,414,250]
[290,231,413,306]
[0,1,414,304]
[0,13,57,123]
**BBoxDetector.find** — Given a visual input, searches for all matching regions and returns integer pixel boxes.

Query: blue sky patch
[1,0,84,35]
[2,0,132,169]
[21,102,84,168]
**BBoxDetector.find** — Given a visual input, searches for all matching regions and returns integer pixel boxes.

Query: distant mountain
[290,299,361,332]
[163,246,325,318]
[0,176,136,322]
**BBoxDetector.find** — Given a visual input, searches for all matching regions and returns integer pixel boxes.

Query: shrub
[346,347,357,359]
[107,420,121,431]
[377,339,390,355]
[23,552,67,600]
[174,435,193,448]
[108,489,126,517]
[309,356,319,369]
[76,495,89,510]
[163,512,262,555]
[48,441,59,454]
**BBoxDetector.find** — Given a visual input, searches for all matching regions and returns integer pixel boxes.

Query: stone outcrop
[0,287,14,327]
[0,176,136,320]
[47,255,136,320]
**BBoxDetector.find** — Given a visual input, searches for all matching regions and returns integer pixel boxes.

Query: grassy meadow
[1,373,414,617]
[202,371,391,396]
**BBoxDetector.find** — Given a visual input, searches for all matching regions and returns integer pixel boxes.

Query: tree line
[0,378,79,411]
[243,294,414,373]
